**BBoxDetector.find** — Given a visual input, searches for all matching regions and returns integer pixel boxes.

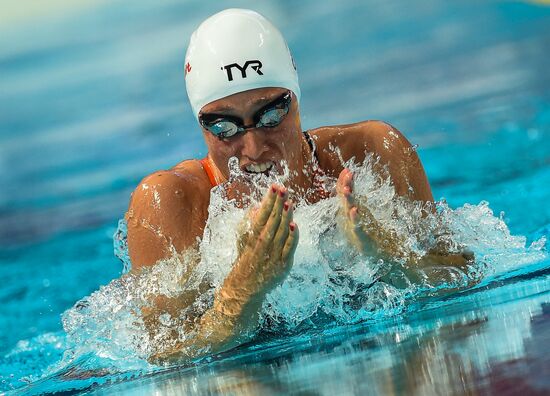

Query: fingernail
[290,223,295,231]
[284,202,289,211]
[271,186,277,193]
[279,189,286,197]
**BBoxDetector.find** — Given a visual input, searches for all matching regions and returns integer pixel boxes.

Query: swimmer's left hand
[336,169,476,279]
[336,168,379,254]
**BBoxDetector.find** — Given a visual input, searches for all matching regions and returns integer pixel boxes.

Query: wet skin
[126,88,433,269]
[125,87,463,363]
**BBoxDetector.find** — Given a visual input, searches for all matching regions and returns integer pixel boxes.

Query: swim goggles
[199,91,292,139]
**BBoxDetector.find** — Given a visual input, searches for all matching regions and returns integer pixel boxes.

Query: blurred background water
[0,0,549,394]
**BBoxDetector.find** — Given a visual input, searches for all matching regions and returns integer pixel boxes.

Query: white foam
[61,154,547,362]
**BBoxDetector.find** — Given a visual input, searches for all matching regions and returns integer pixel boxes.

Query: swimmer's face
[199,87,303,180]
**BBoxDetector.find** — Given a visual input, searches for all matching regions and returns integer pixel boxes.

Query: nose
[240,129,267,161]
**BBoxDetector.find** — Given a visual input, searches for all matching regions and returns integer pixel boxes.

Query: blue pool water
[1,0,549,394]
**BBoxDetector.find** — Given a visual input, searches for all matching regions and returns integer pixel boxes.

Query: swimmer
[125,9,473,362]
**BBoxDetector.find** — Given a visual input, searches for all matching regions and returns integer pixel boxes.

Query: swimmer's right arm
[149,185,298,364]
[126,172,298,364]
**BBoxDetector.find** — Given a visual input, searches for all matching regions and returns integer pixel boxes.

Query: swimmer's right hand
[148,186,298,364]
[216,185,299,317]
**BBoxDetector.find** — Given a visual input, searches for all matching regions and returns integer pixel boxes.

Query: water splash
[114,218,131,274]
[99,157,547,342]
[11,154,544,390]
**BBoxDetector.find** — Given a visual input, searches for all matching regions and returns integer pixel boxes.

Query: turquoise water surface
[1,0,549,394]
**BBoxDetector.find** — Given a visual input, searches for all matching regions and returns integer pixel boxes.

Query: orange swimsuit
[199,157,219,187]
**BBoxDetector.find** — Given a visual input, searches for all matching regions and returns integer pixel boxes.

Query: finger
[251,184,279,236]
[337,169,356,212]
[273,200,293,249]
[343,170,354,202]
[342,168,354,188]
[262,187,287,243]
[248,206,259,220]
[336,169,346,195]
[282,222,299,261]
[336,168,351,195]
[338,186,355,224]
[345,170,354,192]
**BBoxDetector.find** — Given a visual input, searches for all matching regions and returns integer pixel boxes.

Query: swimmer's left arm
[333,121,432,260]
[336,167,475,281]
[334,122,475,278]
[322,121,434,201]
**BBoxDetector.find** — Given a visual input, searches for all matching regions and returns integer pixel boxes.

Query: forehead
[200,87,287,115]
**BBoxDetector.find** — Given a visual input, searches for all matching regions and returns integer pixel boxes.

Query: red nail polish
[290,223,295,231]
[271,186,277,193]
[279,190,285,197]
[284,202,289,211]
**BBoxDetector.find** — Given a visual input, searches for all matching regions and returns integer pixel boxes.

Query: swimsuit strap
[303,130,332,200]
[303,130,321,164]
[200,157,219,187]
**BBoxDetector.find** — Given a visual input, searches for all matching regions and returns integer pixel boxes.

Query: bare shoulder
[308,120,411,175]
[129,159,211,211]
[125,159,213,269]
[308,120,433,201]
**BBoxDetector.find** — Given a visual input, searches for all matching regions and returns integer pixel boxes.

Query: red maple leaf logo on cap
[185,62,192,76]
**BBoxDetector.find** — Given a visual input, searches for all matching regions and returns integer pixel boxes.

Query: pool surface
[1,0,549,394]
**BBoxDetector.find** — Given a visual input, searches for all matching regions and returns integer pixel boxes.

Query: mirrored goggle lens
[258,106,288,127]
[256,92,291,127]
[203,120,240,138]
[200,91,292,138]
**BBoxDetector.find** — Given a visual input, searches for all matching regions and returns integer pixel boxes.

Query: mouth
[243,161,275,175]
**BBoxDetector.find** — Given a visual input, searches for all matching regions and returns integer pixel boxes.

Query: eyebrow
[200,92,288,121]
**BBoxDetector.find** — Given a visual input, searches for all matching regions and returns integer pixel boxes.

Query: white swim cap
[184,9,301,119]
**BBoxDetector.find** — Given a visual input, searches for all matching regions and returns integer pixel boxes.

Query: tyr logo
[221,60,263,81]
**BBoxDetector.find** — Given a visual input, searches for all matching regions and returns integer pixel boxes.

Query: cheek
[277,129,295,149]
[204,135,236,168]
[281,109,301,141]
[211,144,238,167]
[276,121,301,152]
[265,131,300,168]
